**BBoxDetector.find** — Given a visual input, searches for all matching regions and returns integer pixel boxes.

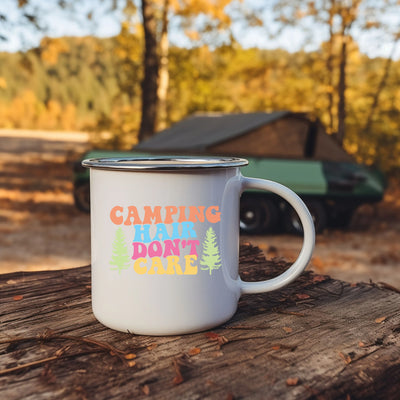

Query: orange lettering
[178,206,187,222]
[164,206,178,224]
[143,206,162,224]
[188,206,205,222]
[110,206,123,225]
[124,206,142,225]
[206,206,221,223]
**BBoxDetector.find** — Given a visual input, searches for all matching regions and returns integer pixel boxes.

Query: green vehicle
[74,112,386,234]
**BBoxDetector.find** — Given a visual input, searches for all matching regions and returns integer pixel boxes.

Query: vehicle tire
[328,208,355,228]
[283,199,327,235]
[240,197,278,234]
[73,181,90,213]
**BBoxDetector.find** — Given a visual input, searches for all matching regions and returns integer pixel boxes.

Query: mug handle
[239,176,315,295]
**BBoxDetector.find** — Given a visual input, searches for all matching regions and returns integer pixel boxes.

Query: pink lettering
[132,242,147,260]
[163,239,181,257]
[186,240,200,256]
[148,241,163,258]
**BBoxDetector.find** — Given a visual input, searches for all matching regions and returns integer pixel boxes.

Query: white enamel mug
[82,156,315,335]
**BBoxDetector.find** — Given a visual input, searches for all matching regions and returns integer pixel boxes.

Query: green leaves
[110,227,131,273]
[200,227,221,275]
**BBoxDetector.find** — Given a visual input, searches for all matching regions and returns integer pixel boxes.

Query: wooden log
[0,244,399,399]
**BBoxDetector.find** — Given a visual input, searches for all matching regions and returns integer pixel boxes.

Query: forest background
[0,0,400,175]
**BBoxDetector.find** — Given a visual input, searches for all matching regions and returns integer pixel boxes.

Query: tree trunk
[363,37,399,134]
[138,0,159,142]
[336,1,361,146]
[157,0,170,131]
[326,2,335,134]
[337,35,347,145]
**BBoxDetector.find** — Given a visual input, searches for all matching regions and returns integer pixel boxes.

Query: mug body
[86,157,247,335]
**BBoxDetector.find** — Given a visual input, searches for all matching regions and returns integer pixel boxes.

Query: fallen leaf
[350,283,357,287]
[124,353,137,360]
[296,293,310,300]
[147,343,158,351]
[358,341,365,347]
[13,295,23,301]
[283,326,292,333]
[127,360,136,368]
[141,384,150,395]
[205,332,220,340]
[339,352,352,364]
[312,274,328,283]
[188,347,201,356]
[312,256,324,269]
[172,358,184,385]
[375,316,386,324]
[7,279,17,285]
[172,374,184,385]
[271,345,281,350]
[205,332,228,347]
[286,377,299,386]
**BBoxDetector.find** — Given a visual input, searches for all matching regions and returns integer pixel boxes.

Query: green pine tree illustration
[200,227,222,275]
[110,227,131,273]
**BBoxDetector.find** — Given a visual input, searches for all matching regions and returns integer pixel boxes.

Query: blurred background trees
[0,0,399,174]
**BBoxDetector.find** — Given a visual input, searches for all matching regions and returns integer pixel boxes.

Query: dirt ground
[1,129,400,288]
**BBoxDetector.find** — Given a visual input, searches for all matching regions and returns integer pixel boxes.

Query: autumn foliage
[0,32,399,173]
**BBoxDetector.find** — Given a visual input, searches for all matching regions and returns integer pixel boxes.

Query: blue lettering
[133,224,151,243]
[181,221,197,238]
[170,222,181,240]
[154,223,170,241]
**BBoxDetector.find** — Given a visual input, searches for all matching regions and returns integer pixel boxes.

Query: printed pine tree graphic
[110,227,131,273]
[200,227,222,275]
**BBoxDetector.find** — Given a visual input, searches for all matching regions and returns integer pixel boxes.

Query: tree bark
[2,245,400,399]
[326,1,335,135]
[363,37,399,134]
[337,35,347,145]
[336,0,361,146]
[139,0,159,142]
[157,0,170,132]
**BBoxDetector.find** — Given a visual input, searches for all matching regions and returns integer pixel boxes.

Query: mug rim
[82,156,249,171]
